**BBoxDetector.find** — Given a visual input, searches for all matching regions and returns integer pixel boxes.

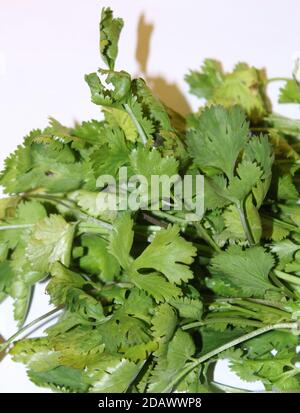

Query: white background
[0,0,300,393]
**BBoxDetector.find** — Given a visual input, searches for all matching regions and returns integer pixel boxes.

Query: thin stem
[267,77,291,84]
[163,322,299,392]
[124,103,147,145]
[250,127,272,132]
[151,210,187,225]
[182,317,263,330]
[141,212,168,228]
[261,214,300,234]
[0,224,34,231]
[269,272,296,299]
[27,194,112,231]
[0,307,62,352]
[223,299,290,319]
[195,222,221,253]
[211,381,251,393]
[274,269,300,286]
[236,201,255,246]
[216,297,288,312]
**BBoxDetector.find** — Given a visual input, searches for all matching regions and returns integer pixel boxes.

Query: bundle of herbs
[1,8,300,393]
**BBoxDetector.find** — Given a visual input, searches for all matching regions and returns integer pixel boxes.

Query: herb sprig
[1,7,300,393]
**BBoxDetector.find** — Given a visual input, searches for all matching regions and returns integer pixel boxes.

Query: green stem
[151,210,187,225]
[267,77,291,84]
[182,317,263,330]
[163,322,299,392]
[211,381,251,393]
[208,307,258,319]
[77,222,110,236]
[228,299,290,319]
[0,224,34,231]
[194,222,221,253]
[274,270,300,286]
[152,211,221,253]
[216,297,288,312]
[269,272,296,299]
[124,103,147,145]
[0,307,62,352]
[236,201,255,246]
[261,214,300,234]
[27,194,112,231]
[250,127,272,132]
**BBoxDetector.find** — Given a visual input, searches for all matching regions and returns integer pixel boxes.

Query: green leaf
[210,245,275,297]
[185,59,224,100]
[49,325,105,368]
[26,215,75,272]
[79,235,119,282]
[72,120,106,145]
[279,79,300,104]
[130,146,178,180]
[147,330,196,392]
[91,126,130,177]
[0,261,14,296]
[244,134,274,179]
[104,107,138,142]
[188,106,249,180]
[0,200,47,250]
[277,175,298,200]
[10,337,60,372]
[86,357,141,393]
[167,329,195,366]
[130,272,181,303]
[28,366,89,392]
[133,225,196,285]
[133,78,172,130]
[151,303,177,343]
[226,161,262,202]
[85,70,131,107]
[100,7,124,70]
[223,196,262,243]
[186,61,269,121]
[169,297,203,320]
[108,213,134,269]
[47,262,85,306]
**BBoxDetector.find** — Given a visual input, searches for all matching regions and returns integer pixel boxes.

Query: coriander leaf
[104,107,138,142]
[244,134,274,179]
[188,105,249,180]
[151,303,177,343]
[28,366,89,392]
[169,297,203,320]
[130,146,178,180]
[47,262,85,306]
[91,126,130,177]
[130,272,181,303]
[210,245,275,297]
[86,357,141,393]
[133,225,196,285]
[10,337,60,372]
[279,79,300,104]
[226,161,262,202]
[72,120,107,146]
[108,213,134,269]
[133,78,172,130]
[85,70,131,107]
[79,235,119,282]
[185,59,224,100]
[100,7,124,70]
[26,215,75,272]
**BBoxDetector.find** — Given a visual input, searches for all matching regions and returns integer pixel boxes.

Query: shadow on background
[135,14,191,116]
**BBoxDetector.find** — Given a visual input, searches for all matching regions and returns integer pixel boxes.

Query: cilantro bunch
[1,8,300,393]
